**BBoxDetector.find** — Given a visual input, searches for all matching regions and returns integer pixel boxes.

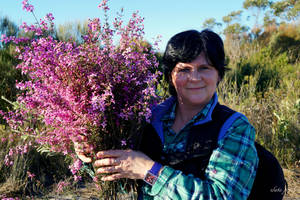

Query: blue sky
[1,0,254,51]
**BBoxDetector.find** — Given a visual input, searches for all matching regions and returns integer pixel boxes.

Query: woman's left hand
[94,149,154,181]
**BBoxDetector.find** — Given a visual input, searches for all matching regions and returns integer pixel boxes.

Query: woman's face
[171,52,219,107]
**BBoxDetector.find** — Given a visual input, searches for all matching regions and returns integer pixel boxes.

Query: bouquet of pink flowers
[1,0,161,198]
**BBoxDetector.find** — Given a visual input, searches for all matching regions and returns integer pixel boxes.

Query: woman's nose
[188,70,201,81]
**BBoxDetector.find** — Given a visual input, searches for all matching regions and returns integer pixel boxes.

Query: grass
[218,71,300,168]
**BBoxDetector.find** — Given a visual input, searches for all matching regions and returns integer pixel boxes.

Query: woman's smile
[186,86,205,90]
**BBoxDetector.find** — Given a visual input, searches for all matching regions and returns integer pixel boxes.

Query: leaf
[36,145,58,157]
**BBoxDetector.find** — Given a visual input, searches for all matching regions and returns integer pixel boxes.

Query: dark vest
[138,103,235,179]
[137,103,286,200]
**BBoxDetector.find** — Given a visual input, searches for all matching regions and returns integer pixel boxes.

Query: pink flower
[56,181,70,193]
[8,149,14,156]
[73,159,82,170]
[27,171,36,180]
[4,155,11,166]
[121,140,127,146]
[74,175,82,182]
[22,0,34,12]
[23,144,29,154]
[69,159,82,175]
[93,176,99,183]
[45,13,54,21]
[0,34,5,42]
[88,18,101,32]
[98,0,109,11]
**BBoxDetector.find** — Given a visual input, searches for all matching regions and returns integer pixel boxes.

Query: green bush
[0,46,26,115]
[269,24,300,63]
[218,62,300,168]
[227,47,283,95]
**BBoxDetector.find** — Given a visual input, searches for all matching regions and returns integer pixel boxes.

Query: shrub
[218,66,300,168]
[0,46,26,117]
[0,126,72,197]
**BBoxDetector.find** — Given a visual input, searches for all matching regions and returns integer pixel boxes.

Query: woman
[76,29,259,199]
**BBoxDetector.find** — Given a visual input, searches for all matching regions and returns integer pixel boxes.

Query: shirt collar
[150,92,218,144]
[161,94,215,125]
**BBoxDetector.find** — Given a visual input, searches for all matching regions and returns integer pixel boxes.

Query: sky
[1,0,254,51]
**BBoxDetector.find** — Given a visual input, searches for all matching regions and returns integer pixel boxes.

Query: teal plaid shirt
[161,97,213,155]
[140,96,258,200]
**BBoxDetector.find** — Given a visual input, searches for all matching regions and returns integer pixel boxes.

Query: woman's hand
[94,149,154,181]
[73,135,93,163]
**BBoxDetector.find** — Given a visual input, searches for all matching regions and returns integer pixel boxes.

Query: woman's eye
[178,68,190,73]
[198,66,210,71]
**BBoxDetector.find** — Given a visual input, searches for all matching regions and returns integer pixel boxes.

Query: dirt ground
[283,168,300,200]
[32,168,300,200]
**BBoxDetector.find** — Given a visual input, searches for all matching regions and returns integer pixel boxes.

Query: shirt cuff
[148,166,174,196]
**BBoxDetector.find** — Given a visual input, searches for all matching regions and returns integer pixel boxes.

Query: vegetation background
[0,0,299,199]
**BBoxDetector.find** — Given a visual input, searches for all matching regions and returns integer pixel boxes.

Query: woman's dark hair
[162,29,228,96]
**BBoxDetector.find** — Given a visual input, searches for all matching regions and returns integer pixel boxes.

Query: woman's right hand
[73,135,93,163]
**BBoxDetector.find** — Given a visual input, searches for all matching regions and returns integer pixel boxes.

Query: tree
[55,20,89,43]
[222,10,249,36]
[223,23,249,35]
[222,10,244,24]
[0,16,19,48]
[270,0,300,20]
[263,12,278,27]
[202,18,222,31]
[243,0,270,10]
[243,0,271,27]
[0,16,19,37]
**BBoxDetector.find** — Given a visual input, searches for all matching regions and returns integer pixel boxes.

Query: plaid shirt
[140,95,258,200]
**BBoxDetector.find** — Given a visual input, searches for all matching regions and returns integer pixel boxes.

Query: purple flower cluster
[1,197,20,200]
[4,143,31,166]
[2,0,161,166]
[98,0,110,11]
[56,181,70,194]
[22,0,34,12]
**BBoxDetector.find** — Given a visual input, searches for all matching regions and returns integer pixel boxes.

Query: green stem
[31,11,42,29]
